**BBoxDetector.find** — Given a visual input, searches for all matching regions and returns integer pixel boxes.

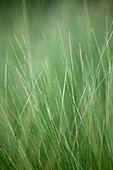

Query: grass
[0,1,113,169]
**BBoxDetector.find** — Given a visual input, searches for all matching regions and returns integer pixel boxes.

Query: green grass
[0,1,113,169]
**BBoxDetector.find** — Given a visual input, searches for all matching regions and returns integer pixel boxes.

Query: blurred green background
[0,0,113,90]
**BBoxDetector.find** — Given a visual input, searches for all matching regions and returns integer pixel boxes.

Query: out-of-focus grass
[0,1,113,169]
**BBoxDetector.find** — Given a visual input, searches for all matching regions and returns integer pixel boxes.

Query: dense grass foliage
[0,1,113,169]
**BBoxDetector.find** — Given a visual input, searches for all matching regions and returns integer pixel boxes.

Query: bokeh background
[0,0,113,102]
[0,0,113,98]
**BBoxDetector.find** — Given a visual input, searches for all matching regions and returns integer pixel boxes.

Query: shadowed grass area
[0,1,113,169]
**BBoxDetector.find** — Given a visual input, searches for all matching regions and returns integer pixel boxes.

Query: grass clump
[0,1,113,169]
